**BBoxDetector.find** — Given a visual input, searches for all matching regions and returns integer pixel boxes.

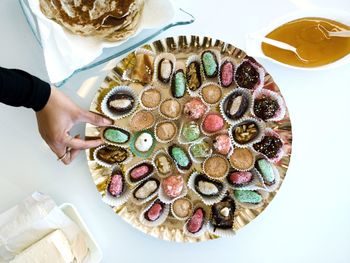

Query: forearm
[0,67,51,111]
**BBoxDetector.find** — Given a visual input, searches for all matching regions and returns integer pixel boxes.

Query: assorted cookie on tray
[92,47,287,238]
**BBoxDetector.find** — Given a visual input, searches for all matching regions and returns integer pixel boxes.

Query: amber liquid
[262,17,350,67]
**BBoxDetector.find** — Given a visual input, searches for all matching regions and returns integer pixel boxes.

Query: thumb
[80,110,113,126]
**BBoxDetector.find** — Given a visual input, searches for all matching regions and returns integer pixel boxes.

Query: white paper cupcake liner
[200,49,221,79]
[154,120,178,144]
[207,222,236,238]
[183,204,210,238]
[200,112,228,137]
[153,52,177,88]
[218,57,236,88]
[102,171,131,208]
[202,154,230,181]
[128,110,156,132]
[129,178,160,206]
[219,88,253,125]
[185,55,206,97]
[251,89,286,122]
[225,168,263,191]
[122,48,156,84]
[199,82,224,106]
[187,172,227,206]
[188,137,213,164]
[170,197,193,221]
[252,128,285,163]
[138,86,162,110]
[101,85,138,120]
[93,144,133,168]
[158,177,188,204]
[229,117,266,148]
[100,125,131,148]
[178,120,203,145]
[228,147,256,172]
[232,189,267,209]
[151,149,175,178]
[125,160,156,186]
[158,98,182,121]
[234,59,265,91]
[139,199,170,227]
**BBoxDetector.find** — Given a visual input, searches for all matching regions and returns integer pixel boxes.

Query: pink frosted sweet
[183,98,208,120]
[202,113,224,133]
[108,173,123,197]
[162,175,184,198]
[213,134,232,155]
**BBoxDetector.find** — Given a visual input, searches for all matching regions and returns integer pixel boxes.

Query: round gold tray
[85,35,292,242]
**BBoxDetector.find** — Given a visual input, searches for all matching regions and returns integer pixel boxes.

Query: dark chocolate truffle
[232,121,259,144]
[253,95,279,120]
[235,61,260,89]
[253,136,283,159]
[211,196,235,229]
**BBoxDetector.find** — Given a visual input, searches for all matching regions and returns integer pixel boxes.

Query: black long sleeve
[0,67,51,111]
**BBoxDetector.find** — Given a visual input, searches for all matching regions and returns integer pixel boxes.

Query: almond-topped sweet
[186,61,202,91]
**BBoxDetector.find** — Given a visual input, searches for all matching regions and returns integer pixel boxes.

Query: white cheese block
[9,230,74,263]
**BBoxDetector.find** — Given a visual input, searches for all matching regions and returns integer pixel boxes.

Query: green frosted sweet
[182,122,200,142]
[174,71,186,97]
[104,128,129,143]
[190,141,211,158]
[257,159,275,183]
[202,52,217,77]
[171,146,190,168]
[234,190,262,204]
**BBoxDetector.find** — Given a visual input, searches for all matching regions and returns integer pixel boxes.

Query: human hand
[36,87,112,165]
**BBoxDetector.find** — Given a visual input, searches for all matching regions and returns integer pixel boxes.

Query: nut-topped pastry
[186,61,202,91]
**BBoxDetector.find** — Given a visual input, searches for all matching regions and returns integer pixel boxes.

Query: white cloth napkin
[0,192,88,262]
[27,0,175,83]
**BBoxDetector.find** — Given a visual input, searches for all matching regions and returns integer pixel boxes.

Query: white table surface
[1,0,350,262]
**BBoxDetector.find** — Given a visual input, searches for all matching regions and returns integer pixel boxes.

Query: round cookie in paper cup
[139,86,162,110]
[219,57,236,88]
[158,175,188,204]
[158,98,182,120]
[185,55,205,97]
[232,189,267,209]
[200,49,221,78]
[199,82,223,106]
[130,178,160,205]
[234,59,265,91]
[229,117,265,148]
[100,125,131,147]
[101,85,138,120]
[252,88,286,122]
[202,154,230,180]
[125,161,155,186]
[151,149,175,178]
[183,203,210,238]
[102,169,131,208]
[207,194,236,237]
[171,197,193,221]
[225,168,263,191]
[228,147,256,172]
[93,144,133,168]
[139,199,170,227]
[154,120,178,144]
[129,110,156,132]
[187,172,227,206]
[219,88,253,125]
[153,52,176,87]
[188,137,213,164]
[252,128,285,164]
[254,156,281,192]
